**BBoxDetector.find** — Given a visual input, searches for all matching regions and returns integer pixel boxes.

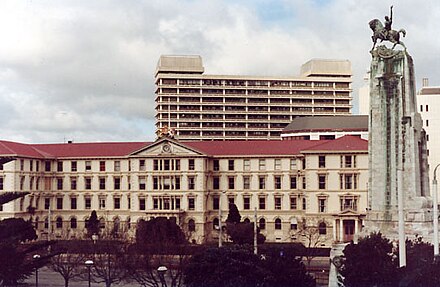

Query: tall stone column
[365,46,432,238]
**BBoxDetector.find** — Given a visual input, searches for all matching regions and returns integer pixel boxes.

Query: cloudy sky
[1,0,439,143]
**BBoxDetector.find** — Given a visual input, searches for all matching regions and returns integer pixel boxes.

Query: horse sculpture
[369,19,406,50]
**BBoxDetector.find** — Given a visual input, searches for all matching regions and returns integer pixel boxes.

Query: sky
[1,0,440,143]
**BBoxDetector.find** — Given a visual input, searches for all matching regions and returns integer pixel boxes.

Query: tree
[184,246,315,287]
[297,221,327,268]
[86,210,100,238]
[0,191,29,205]
[225,203,265,245]
[0,218,52,286]
[49,242,86,287]
[135,217,187,245]
[341,232,400,287]
[226,203,241,224]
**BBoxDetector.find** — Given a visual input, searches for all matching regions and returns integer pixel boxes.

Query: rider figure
[383,5,393,39]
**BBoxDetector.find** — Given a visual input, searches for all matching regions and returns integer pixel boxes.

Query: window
[20,176,25,190]
[188,176,195,190]
[70,197,77,210]
[259,218,266,230]
[36,161,39,171]
[57,178,63,190]
[319,156,326,168]
[70,177,77,190]
[85,161,91,171]
[99,197,106,209]
[114,177,121,190]
[228,160,235,171]
[290,159,297,170]
[340,174,358,190]
[290,176,297,189]
[274,196,282,210]
[44,218,49,229]
[153,160,159,171]
[99,161,106,172]
[139,176,146,190]
[114,161,121,172]
[319,222,327,235]
[71,161,77,172]
[318,197,327,213]
[290,218,298,230]
[85,197,91,209]
[56,197,63,210]
[44,198,50,210]
[99,177,106,190]
[20,160,24,171]
[228,176,235,189]
[420,105,423,112]
[274,176,282,189]
[213,160,219,171]
[341,155,356,168]
[188,197,195,210]
[275,218,282,230]
[244,159,250,171]
[56,217,63,229]
[45,161,51,172]
[188,219,196,232]
[318,175,326,189]
[85,178,92,190]
[57,161,63,172]
[243,196,250,210]
[259,176,265,189]
[228,196,235,205]
[213,196,219,210]
[302,198,307,210]
[0,163,3,171]
[426,120,429,127]
[164,159,170,171]
[139,160,146,171]
[243,176,250,189]
[340,195,358,211]
[114,197,120,209]
[70,217,77,229]
[274,159,281,170]
[302,158,306,170]
[189,159,195,170]
[426,104,429,112]
[139,198,146,210]
[213,177,220,189]
[30,161,33,171]
[290,196,297,210]
[302,176,306,189]
[259,196,266,210]
[0,177,3,190]
[259,159,266,170]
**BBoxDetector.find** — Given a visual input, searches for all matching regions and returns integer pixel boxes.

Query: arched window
[44,218,49,229]
[188,219,196,232]
[113,217,120,233]
[56,217,63,229]
[275,218,282,230]
[70,217,77,229]
[99,217,105,229]
[213,218,219,230]
[259,218,266,230]
[126,217,131,230]
[35,216,39,230]
[319,222,327,235]
[243,218,250,224]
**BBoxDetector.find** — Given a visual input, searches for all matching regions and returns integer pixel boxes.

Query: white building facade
[0,136,367,245]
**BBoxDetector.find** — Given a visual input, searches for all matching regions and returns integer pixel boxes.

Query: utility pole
[218,197,222,248]
[254,207,258,255]
[397,169,406,267]
[433,164,440,257]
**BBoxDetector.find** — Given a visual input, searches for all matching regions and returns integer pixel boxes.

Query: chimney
[422,78,429,87]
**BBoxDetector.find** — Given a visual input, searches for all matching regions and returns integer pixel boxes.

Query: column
[333,219,338,242]
[339,219,344,242]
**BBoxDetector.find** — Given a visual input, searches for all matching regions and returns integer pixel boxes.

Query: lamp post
[157,265,168,287]
[433,164,440,257]
[91,233,98,245]
[33,254,40,287]
[85,260,94,287]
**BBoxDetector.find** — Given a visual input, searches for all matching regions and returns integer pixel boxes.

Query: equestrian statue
[369,6,406,50]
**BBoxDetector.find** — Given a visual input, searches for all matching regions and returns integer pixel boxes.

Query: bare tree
[50,252,85,287]
[297,221,327,268]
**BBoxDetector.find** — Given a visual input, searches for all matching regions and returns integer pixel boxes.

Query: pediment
[336,209,360,216]
[130,138,206,157]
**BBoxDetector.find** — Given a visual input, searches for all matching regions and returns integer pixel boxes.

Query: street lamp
[91,233,98,244]
[157,265,168,287]
[85,260,94,287]
[433,164,440,257]
[33,254,40,287]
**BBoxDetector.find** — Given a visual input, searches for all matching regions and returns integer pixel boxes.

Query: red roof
[185,140,324,156]
[0,136,367,159]
[301,135,368,152]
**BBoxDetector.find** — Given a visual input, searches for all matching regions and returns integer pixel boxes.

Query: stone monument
[365,7,432,238]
